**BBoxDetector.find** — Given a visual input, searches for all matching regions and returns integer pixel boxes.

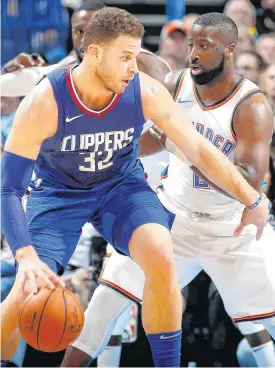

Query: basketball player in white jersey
[61,12,275,367]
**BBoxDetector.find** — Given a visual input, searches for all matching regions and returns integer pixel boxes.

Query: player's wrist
[241,186,260,207]
[245,193,263,210]
[15,245,38,262]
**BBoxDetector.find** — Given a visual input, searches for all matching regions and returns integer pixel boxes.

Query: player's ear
[86,44,103,61]
[225,43,236,58]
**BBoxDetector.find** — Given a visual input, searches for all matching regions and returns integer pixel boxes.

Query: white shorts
[99,190,275,323]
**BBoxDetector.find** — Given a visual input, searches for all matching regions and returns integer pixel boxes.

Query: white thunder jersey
[73,70,275,353]
[162,69,261,216]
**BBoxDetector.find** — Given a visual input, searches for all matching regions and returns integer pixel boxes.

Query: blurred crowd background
[1,0,275,367]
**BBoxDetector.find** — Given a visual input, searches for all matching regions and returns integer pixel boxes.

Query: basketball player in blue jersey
[1,8,271,367]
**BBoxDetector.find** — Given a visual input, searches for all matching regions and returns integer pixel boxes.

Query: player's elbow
[235,163,263,191]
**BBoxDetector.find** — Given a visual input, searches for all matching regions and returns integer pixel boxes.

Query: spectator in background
[256,33,275,65]
[262,63,275,112]
[235,25,255,54]
[158,20,189,70]
[182,13,199,33]
[224,0,258,37]
[235,50,265,85]
[257,0,275,34]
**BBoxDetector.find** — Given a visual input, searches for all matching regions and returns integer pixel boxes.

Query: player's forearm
[0,65,55,97]
[188,164,262,200]
[138,130,164,157]
[0,68,40,96]
[1,152,35,254]
[190,166,233,198]
[1,298,22,360]
[160,115,259,205]
[1,269,24,359]
[192,140,259,206]
[1,190,33,254]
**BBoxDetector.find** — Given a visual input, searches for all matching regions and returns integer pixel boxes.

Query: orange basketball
[19,287,85,352]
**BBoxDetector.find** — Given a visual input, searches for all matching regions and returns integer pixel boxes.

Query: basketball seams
[36,289,55,350]
[54,289,67,350]
[66,290,85,327]
[20,288,84,352]
[19,293,37,333]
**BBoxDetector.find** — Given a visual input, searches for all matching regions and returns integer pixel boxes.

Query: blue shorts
[26,165,174,273]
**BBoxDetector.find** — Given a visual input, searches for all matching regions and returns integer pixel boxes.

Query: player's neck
[195,67,240,106]
[71,63,115,111]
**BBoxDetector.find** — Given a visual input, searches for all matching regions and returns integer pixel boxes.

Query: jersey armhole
[46,72,66,139]
[173,69,186,101]
[230,89,263,141]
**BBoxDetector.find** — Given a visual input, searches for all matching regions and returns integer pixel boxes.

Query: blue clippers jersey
[35,66,146,189]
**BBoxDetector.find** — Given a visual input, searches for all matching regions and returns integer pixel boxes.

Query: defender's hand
[2,53,46,73]
[234,194,271,240]
[149,125,167,148]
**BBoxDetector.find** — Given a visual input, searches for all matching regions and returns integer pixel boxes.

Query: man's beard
[191,56,225,85]
[96,65,118,93]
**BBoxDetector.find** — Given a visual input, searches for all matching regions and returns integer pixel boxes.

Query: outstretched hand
[234,194,272,240]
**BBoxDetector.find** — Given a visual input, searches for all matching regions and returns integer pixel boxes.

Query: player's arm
[138,70,183,157]
[0,52,46,74]
[0,64,57,97]
[188,93,273,195]
[137,55,173,156]
[232,93,273,191]
[1,79,64,291]
[1,267,34,361]
[137,51,171,83]
[139,71,270,238]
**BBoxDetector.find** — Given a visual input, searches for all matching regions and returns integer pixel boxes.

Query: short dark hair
[83,7,145,50]
[236,50,266,70]
[193,12,238,45]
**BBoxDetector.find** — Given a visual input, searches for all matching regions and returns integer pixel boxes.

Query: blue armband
[1,151,35,254]
[246,193,263,210]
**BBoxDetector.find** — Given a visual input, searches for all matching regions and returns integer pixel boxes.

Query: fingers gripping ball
[19,288,84,352]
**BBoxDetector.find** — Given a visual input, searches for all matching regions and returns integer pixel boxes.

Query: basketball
[19,287,85,352]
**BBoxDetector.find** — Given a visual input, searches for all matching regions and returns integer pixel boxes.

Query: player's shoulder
[145,52,172,74]
[137,48,171,83]
[233,78,273,134]
[12,75,58,141]
[29,76,56,103]
[236,77,272,115]
[163,69,186,97]
[139,71,163,94]
[18,76,57,119]
[139,68,186,99]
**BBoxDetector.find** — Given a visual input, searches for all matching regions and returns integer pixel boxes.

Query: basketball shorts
[25,165,174,273]
[99,188,275,322]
